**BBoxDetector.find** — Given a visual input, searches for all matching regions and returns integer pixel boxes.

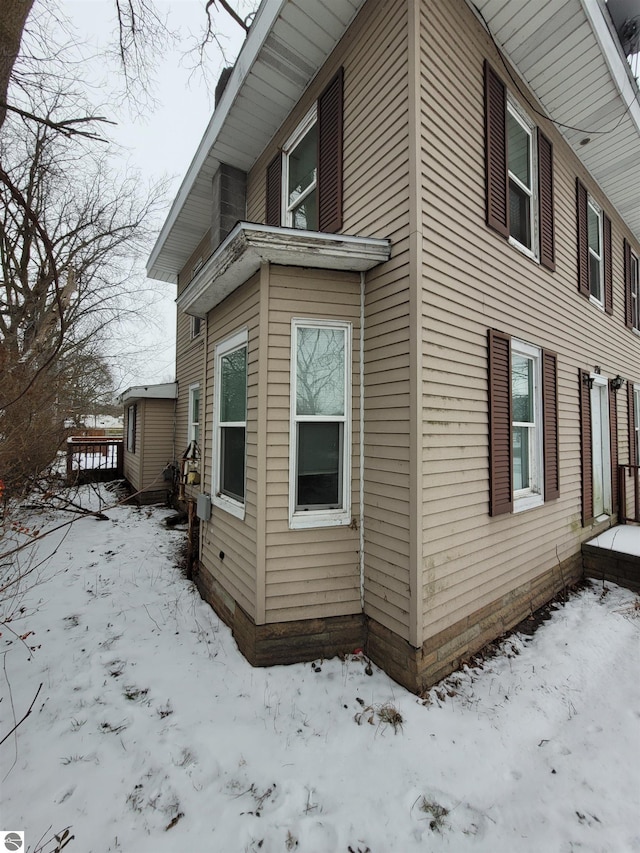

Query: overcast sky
[57,1,253,391]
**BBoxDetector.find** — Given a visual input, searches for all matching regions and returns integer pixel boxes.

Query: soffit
[148,0,365,283]
[471,0,640,243]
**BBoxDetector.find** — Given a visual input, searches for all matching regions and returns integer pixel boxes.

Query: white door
[590,379,611,517]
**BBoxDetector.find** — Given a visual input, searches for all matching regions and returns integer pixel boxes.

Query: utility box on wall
[196,493,211,521]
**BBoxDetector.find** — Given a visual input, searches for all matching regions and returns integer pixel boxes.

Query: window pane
[512,354,534,423]
[292,188,317,230]
[221,426,245,501]
[588,204,600,253]
[296,422,342,508]
[220,347,246,422]
[288,124,317,207]
[509,181,531,249]
[192,390,200,425]
[507,111,530,188]
[296,327,345,416]
[513,425,530,491]
[589,252,601,299]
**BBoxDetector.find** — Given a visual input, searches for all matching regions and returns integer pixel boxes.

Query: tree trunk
[0,0,35,131]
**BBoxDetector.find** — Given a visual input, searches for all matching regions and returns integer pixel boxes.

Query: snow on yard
[1,485,639,853]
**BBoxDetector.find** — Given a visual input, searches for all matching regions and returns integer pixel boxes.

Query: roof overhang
[147,0,368,283]
[119,382,177,404]
[149,0,640,285]
[469,0,640,242]
[178,222,391,317]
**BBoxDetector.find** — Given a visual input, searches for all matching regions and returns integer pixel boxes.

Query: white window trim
[512,338,544,513]
[213,329,247,520]
[282,105,317,229]
[591,372,612,516]
[188,383,200,445]
[289,318,352,530]
[507,97,539,263]
[587,196,604,310]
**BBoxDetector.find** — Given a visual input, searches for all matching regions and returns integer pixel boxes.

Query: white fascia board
[119,382,178,403]
[146,0,288,283]
[178,222,391,318]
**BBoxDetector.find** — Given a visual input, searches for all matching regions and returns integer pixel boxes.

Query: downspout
[360,270,365,611]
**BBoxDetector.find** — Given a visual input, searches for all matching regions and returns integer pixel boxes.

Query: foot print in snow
[63,615,80,629]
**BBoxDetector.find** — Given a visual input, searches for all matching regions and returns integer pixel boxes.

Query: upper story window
[484,61,555,271]
[576,179,612,313]
[507,100,537,257]
[266,67,343,235]
[213,329,247,519]
[624,239,640,332]
[283,108,318,230]
[587,198,603,304]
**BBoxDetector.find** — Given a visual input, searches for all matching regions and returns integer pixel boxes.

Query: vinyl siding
[123,404,142,491]
[200,273,260,619]
[419,0,640,639]
[246,0,413,639]
[263,266,361,622]
[140,399,175,489]
[176,233,211,494]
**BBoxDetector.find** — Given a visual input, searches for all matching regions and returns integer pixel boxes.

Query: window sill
[289,510,351,530]
[513,493,544,513]
[212,493,245,520]
[588,295,605,312]
[508,236,539,264]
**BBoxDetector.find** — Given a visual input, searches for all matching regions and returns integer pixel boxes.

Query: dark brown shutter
[318,67,343,233]
[579,369,593,525]
[265,153,282,226]
[484,61,508,238]
[609,381,618,511]
[628,381,637,466]
[537,129,555,271]
[576,179,589,297]
[604,213,613,314]
[542,350,559,500]
[624,238,633,328]
[488,329,512,516]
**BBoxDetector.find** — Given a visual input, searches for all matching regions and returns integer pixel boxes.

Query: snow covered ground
[1,484,639,853]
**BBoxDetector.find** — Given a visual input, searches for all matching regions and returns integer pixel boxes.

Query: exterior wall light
[611,374,624,391]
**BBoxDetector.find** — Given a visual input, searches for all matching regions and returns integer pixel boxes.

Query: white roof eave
[177,222,391,317]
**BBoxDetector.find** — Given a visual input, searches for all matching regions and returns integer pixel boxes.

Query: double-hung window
[265,67,343,234]
[488,329,559,516]
[507,100,537,258]
[626,241,640,332]
[587,197,604,305]
[283,108,318,231]
[511,340,543,508]
[290,319,351,528]
[188,384,200,446]
[213,330,247,518]
[484,62,555,271]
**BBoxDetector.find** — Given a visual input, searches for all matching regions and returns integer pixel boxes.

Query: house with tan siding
[120,383,177,504]
[144,0,640,692]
